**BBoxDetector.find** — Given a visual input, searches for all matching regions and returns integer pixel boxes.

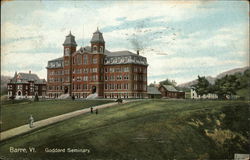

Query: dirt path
[0,100,136,141]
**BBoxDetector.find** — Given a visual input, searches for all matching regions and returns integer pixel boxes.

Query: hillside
[0,100,248,159]
[178,66,249,88]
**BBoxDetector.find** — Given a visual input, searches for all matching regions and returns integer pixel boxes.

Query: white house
[190,87,218,99]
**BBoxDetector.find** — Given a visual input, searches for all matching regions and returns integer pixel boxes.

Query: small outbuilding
[147,86,162,99]
[159,85,185,99]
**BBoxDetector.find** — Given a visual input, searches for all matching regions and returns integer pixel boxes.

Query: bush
[34,94,39,102]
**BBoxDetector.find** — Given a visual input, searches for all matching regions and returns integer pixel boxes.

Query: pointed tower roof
[63,31,77,46]
[90,27,105,43]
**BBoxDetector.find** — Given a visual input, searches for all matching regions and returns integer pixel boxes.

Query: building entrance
[92,86,96,94]
[64,86,68,94]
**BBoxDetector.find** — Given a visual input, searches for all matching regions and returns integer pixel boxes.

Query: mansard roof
[10,72,46,84]
[63,31,77,46]
[74,46,111,55]
[105,50,137,57]
[90,28,105,43]
[74,46,144,57]
[48,57,64,62]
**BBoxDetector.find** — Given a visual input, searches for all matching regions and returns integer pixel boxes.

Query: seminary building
[46,28,148,99]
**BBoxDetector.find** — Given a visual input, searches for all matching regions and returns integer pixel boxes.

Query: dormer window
[93,45,97,51]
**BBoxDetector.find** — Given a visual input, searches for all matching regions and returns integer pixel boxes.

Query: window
[105,76,108,81]
[134,74,138,80]
[105,68,108,73]
[110,58,114,64]
[77,76,82,81]
[17,85,22,89]
[77,84,81,90]
[92,68,97,73]
[64,70,69,74]
[134,84,137,90]
[105,84,108,90]
[77,55,82,65]
[134,67,137,72]
[83,68,88,73]
[82,84,87,90]
[83,76,88,81]
[109,68,114,72]
[65,77,69,82]
[124,67,129,72]
[76,69,82,74]
[116,75,122,80]
[123,83,128,90]
[64,60,69,66]
[93,58,97,64]
[100,46,103,52]
[124,57,128,62]
[117,84,121,90]
[115,68,121,72]
[92,75,98,81]
[83,55,88,64]
[123,75,129,80]
[117,57,121,63]
[110,75,115,81]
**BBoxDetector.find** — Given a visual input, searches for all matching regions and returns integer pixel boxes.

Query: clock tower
[62,31,77,96]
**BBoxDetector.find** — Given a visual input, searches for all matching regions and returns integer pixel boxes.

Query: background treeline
[193,68,250,100]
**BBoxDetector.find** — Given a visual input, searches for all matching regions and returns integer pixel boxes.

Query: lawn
[0,99,113,131]
[0,100,249,159]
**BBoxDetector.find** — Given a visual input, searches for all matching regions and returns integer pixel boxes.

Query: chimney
[29,70,31,74]
[137,50,139,55]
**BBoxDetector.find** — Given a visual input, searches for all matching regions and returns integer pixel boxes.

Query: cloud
[1,52,60,79]
[1,1,248,85]
[146,54,246,84]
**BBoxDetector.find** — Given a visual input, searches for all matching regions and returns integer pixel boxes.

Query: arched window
[83,54,88,64]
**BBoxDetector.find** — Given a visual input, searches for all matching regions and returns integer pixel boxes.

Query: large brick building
[46,29,148,99]
[7,71,46,99]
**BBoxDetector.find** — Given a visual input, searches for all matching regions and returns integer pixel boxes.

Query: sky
[1,0,249,84]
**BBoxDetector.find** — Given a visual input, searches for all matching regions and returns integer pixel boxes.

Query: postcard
[1,1,249,160]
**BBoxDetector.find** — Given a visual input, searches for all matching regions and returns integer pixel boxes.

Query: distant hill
[1,75,12,95]
[216,66,249,79]
[178,66,249,88]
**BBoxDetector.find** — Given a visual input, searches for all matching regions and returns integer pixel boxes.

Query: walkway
[0,100,135,141]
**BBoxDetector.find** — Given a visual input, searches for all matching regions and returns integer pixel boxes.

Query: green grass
[0,100,249,160]
[0,99,113,131]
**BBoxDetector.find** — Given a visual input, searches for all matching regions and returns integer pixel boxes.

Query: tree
[239,69,250,89]
[148,83,155,87]
[34,93,39,102]
[213,74,240,99]
[159,78,177,87]
[193,76,210,96]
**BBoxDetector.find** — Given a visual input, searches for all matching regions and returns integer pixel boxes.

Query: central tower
[90,28,105,53]
[63,31,77,96]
